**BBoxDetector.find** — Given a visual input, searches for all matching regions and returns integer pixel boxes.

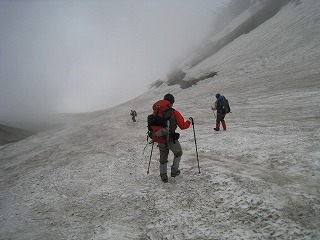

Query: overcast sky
[0,0,229,123]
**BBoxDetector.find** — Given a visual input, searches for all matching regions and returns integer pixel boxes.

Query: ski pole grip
[189,117,194,125]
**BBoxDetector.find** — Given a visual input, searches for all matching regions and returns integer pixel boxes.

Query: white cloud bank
[0,0,227,123]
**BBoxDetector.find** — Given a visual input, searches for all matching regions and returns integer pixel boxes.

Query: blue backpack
[218,96,231,114]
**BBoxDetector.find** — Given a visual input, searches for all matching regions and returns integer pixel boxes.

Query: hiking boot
[171,169,180,178]
[160,173,168,183]
[214,128,220,131]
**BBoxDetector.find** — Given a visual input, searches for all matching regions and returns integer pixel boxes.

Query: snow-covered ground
[1,0,320,239]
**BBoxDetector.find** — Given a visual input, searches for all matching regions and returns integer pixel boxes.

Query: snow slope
[1,0,320,239]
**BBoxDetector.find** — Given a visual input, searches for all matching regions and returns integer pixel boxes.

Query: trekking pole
[143,133,151,154]
[143,142,149,154]
[189,117,200,173]
[211,106,216,118]
[147,141,154,174]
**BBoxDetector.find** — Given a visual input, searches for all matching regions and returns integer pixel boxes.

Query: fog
[0,0,229,125]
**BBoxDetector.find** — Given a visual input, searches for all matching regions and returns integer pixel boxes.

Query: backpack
[218,97,231,114]
[131,110,137,117]
[147,99,177,143]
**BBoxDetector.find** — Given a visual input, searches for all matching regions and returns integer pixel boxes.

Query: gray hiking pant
[158,140,183,174]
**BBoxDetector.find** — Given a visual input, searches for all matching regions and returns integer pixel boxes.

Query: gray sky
[0,0,228,123]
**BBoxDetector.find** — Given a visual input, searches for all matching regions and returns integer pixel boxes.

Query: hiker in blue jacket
[213,93,228,131]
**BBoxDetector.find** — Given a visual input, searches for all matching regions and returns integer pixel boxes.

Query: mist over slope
[155,0,303,89]
[0,125,34,146]
[1,0,320,239]
[182,0,298,69]
[0,107,107,145]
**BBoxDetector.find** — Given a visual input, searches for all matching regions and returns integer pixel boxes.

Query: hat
[164,93,175,104]
[216,93,220,99]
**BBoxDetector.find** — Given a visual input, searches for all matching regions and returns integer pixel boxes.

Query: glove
[174,132,180,140]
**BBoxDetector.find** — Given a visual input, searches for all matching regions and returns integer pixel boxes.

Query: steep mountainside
[182,0,298,69]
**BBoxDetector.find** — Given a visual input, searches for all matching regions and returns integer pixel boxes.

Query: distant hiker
[212,93,230,131]
[130,110,137,122]
[147,93,191,182]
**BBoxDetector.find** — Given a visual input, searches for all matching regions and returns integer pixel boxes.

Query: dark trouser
[158,140,182,175]
[216,113,226,130]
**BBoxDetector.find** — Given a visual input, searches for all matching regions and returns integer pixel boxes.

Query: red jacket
[172,109,191,130]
